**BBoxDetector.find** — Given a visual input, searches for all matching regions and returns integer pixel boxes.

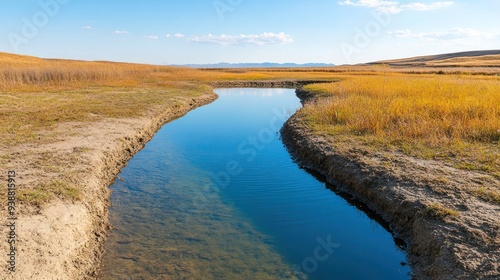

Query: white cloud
[400,1,453,11]
[144,35,159,40]
[338,0,454,13]
[388,28,496,40]
[82,26,93,30]
[166,33,185,38]
[114,30,129,34]
[190,32,293,46]
[387,29,413,38]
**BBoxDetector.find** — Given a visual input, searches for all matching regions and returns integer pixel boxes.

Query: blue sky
[1,0,499,65]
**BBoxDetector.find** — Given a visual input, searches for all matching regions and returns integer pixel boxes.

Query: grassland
[1,52,499,205]
[300,75,500,206]
[0,52,336,153]
[1,51,499,279]
[371,50,500,67]
[279,57,500,280]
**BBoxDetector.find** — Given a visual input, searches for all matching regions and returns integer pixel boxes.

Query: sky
[0,0,499,65]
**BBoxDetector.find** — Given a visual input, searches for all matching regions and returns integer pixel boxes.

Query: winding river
[99,88,411,279]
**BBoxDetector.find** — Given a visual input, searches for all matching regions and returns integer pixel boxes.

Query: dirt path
[0,92,217,279]
[281,89,500,279]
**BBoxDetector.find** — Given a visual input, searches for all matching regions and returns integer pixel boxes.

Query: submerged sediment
[280,88,500,280]
[1,92,217,280]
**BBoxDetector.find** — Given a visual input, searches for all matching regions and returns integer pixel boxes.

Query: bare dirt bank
[281,88,500,279]
[1,92,217,279]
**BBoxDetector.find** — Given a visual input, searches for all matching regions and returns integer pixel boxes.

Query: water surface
[100,88,411,279]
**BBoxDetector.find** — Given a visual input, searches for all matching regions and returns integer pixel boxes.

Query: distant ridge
[184,62,335,68]
[368,50,500,67]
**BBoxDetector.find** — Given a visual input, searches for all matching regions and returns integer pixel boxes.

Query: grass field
[0,52,336,149]
[1,52,499,206]
[300,74,500,202]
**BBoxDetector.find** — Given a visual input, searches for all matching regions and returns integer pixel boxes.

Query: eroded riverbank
[280,88,500,279]
[0,92,217,279]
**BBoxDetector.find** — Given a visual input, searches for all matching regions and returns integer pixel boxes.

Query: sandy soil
[0,92,217,279]
[281,89,500,279]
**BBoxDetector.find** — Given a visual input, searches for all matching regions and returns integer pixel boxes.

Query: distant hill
[184,62,335,68]
[368,50,500,67]
[0,51,46,65]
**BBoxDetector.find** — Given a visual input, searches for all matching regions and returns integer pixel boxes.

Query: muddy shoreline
[281,88,500,279]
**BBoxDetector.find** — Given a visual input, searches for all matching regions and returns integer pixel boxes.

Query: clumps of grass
[473,187,500,204]
[425,202,460,220]
[18,180,81,207]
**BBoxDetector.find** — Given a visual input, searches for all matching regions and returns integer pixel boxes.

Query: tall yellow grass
[304,75,500,145]
[0,53,175,92]
[302,75,500,176]
[2,52,497,93]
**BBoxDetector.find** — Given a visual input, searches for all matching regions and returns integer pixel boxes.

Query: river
[99,88,411,279]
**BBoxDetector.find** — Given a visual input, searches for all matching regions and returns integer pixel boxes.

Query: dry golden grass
[1,52,499,206]
[0,52,169,92]
[301,75,500,178]
[0,52,345,93]
[0,52,341,149]
[428,55,500,67]
[425,202,460,220]
[374,51,500,68]
[304,75,499,144]
[0,83,215,147]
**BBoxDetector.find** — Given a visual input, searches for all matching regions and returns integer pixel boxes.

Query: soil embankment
[281,88,500,279]
[1,92,217,279]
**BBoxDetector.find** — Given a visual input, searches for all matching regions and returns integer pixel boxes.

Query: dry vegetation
[1,51,500,206]
[425,202,460,220]
[300,74,500,202]
[0,52,337,148]
[373,51,500,67]
[0,53,216,206]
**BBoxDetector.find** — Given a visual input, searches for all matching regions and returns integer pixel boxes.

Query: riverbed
[99,88,411,279]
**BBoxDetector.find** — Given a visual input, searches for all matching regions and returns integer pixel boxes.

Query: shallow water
[100,88,411,279]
